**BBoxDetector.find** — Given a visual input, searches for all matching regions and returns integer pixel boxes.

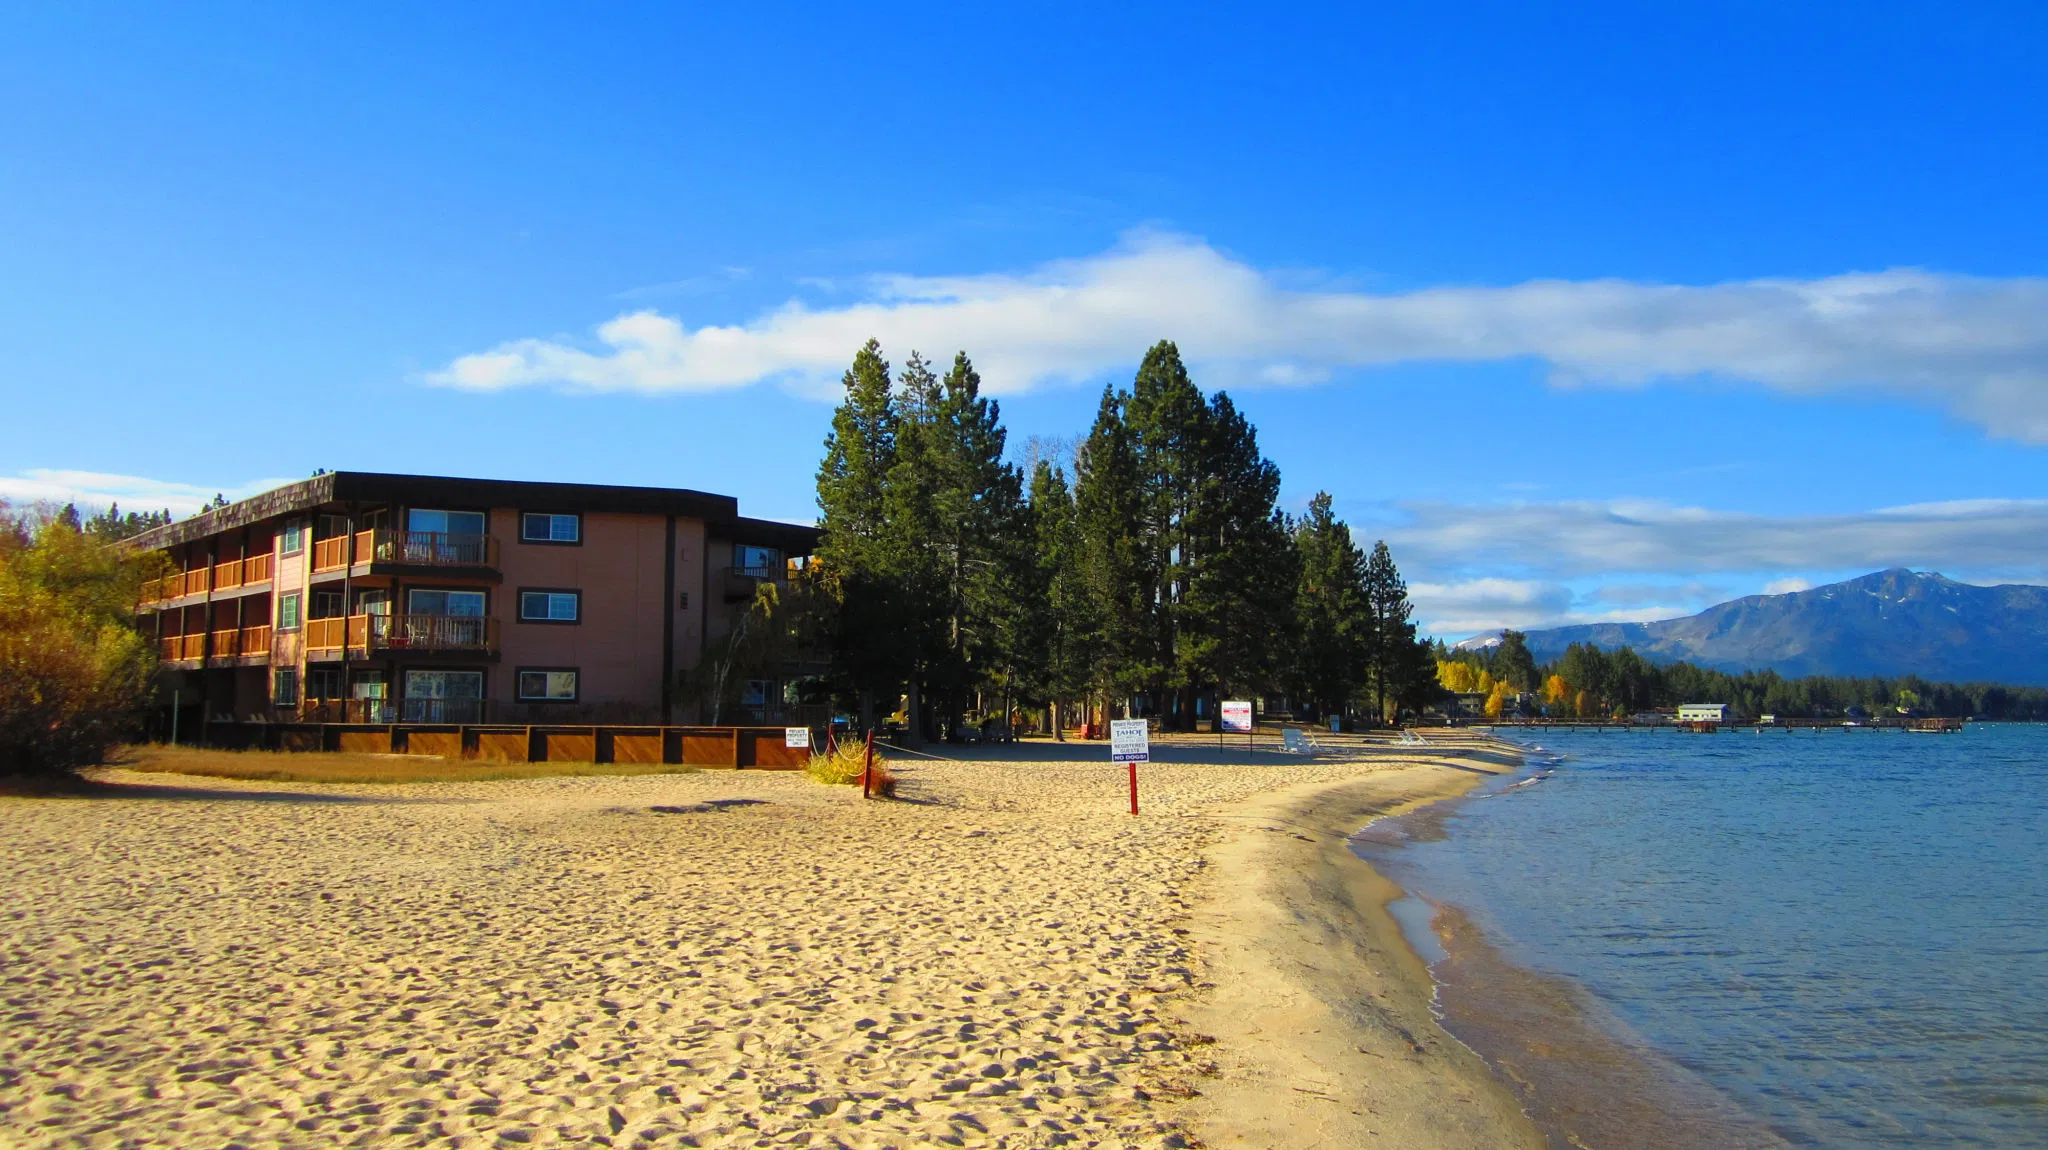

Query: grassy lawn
[104,745,703,785]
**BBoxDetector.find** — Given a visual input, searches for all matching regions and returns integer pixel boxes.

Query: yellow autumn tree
[1574,689,1596,719]
[1484,680,1509,718]
[1542,674,1571,710]
[1437,660,1477,693]
[1476,669,1495,693]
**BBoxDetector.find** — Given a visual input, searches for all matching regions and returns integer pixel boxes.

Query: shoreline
[1179,740,1546,1150]
[1359,739,1787,1150]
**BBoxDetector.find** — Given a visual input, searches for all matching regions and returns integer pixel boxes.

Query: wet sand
[1,735,1538,1148]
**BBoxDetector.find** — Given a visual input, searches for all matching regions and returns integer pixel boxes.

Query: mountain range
[1461,569,2048,685]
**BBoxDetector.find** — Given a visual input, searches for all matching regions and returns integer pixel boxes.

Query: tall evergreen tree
[1362,539,1413,722]
[1180,391,1296,715]
[922,351,1026,738]
[878,351,947,740]
[1024,461,1091,735]
[1072,384,1153,710]
[814,339,903,726]
[1291,492,1370,719]
[1124,341,1209,720]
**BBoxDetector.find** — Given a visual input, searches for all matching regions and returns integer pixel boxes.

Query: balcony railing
[371,613,495,651]
[157,633,208,662]
[399,697,488,724]
[311,529,498,572]
[206,624,273,660]
[142,552,274,604]
[723,566,786,602]
[307,613,497,656]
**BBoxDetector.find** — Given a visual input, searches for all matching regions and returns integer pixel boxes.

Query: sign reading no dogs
[1110,718,1150,763]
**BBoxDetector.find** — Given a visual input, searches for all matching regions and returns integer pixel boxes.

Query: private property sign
[1110,718,1151,763]
[785,727,811,749]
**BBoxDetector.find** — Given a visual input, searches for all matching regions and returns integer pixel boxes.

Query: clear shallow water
[1356,724,2048,1147]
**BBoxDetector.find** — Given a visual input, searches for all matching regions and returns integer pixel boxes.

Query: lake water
[1353,723,2048,1148]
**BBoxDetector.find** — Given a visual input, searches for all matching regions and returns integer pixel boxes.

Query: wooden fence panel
[475,731,530,762]
[609,733,664,764]
[541,731,597,763]
[747,730,808,770]
[407,731,462,758]
[680,731,736,766]
[337,729,393,754]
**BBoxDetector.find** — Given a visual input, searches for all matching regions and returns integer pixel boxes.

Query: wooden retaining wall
[199,722,818,769]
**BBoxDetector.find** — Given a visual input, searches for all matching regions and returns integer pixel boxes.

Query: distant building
[130,472,817,728]
[1677,703,1729,723]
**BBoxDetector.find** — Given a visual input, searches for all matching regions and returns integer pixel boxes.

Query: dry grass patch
[107,745,702,785]
[804,741,895,795]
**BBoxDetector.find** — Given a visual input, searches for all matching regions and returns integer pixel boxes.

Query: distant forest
[1437,631,2048,721]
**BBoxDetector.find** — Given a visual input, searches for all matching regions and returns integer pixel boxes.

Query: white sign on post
[785,727,812,749]
[1220,700,1254,733]
[1110,718,1151,763]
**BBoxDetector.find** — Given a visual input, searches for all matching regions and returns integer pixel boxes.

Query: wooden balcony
[313,530,499,574]
[207,624,273,662]
[142,552,273,605]
[158,633,209,663]
[307,613,498,658]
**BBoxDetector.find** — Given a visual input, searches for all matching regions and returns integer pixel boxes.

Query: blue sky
[6,2,2048,637]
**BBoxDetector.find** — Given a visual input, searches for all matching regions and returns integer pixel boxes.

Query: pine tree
[1291,492,1370,720]
[1124,341,1209,723]
[1024,461,1092,736]
[1362,540,1413,723]
[814,339,903,727]
[1180,391,1296,716]
[923,351,1026,738]
[1073,384,1153,711]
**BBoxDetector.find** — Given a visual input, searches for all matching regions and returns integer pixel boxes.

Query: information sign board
[785,727,811,749]
[1220,700,1254,733]
[1110,718,1151,763]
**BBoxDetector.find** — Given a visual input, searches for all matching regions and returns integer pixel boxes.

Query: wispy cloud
[427,230,2048,439]
[1386,497,2048,582]
[0,470,291,518]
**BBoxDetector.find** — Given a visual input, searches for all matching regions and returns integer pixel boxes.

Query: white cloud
[428,231,2048,440]
[1386,497,2048,583]
[1763,577,1815,595]
[0,470,290,518]
[1408,577,1707,640]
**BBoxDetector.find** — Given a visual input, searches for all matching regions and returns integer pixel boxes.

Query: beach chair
[1398,729,1430,747]
[1282,727,1318,755]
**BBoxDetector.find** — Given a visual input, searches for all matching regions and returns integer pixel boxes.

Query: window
[272,668,298,706]
[307,668,343,700]
[406,508,487,537]
[279,521,305,555]
[277,592,302,632]
[402,669,485,723]
[521,512,581,543]
[310,590,345,619]
[519,590,580,622]
[735,544,779,574]
[517,669,578,702]
[407,589,486,616]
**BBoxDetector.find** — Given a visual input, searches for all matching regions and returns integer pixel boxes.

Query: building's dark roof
[128,472,819,553]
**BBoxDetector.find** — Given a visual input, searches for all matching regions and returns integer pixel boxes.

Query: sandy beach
[1,734,1538,1149]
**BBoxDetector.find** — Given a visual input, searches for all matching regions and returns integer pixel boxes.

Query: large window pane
[405,670,483,699]
[408,589,486,616]
[407,509,487,536]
